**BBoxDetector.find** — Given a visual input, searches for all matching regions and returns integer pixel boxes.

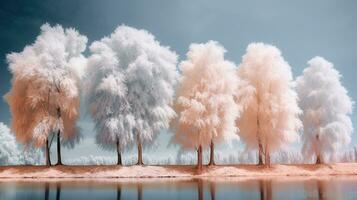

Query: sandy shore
[0,163,356,179]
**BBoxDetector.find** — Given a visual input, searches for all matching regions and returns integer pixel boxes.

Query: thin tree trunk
[316,154,322,164]
[265,143,270,167]
[117,139,122,165]
[45,139,51,166]
[56,182,61,200]
[137,133,143,165]
[257,112,263,165]
[56,130,62,165]
[266,151,271,167]
[56,107,62,165]
[258,137,264,165]
[316,134,322,164]
[209,140,215,166]
[197,145,203,172]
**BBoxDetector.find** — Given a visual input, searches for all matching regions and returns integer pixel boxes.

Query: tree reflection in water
[117,184,121,200]
[259,179,272,200]
[8,176,351,200]
[44,182,49,200]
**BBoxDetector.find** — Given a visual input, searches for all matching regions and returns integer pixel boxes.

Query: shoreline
[1,163,357,179]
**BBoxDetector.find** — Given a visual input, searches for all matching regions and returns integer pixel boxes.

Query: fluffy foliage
[172,41,239,149]
[236,43,302,153]
[0,122,43,165]
[4,23,87,147]
[0,123,20,165]
[296,57,354,161]
[85,25,178,149]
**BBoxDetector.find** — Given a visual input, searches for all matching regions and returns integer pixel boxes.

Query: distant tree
[4,24,87,166]
[296,57,354,164]
[19,147,44,165]
[0,122,20,165]
[86,25,178,165]
[172,41,239,170]
[236,43,301,166]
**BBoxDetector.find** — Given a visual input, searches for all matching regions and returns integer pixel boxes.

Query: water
[1,177,357,200]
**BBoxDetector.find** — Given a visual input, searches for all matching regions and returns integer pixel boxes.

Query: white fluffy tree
[4,24,87,166]
[0,122,20,165]
[172,41,239,170]
[85,31,131,165]
[86,25,178,165]
[236,43,302,165]
[296,57,354,164]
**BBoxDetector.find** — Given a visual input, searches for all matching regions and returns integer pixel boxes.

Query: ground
[0,163,357,179]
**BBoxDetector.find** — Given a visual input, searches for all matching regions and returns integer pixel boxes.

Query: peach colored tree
[296,57,353,164]
[172,41,239,170]
[235,43,302,166]
[4,24,87,166]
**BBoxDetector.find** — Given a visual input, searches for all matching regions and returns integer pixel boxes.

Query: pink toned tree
[296,57,353,164]
[4,24,87,166]
[235,43,302,166]
[172,41,239,170]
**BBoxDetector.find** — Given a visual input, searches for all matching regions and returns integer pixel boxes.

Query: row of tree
[4,24,353,169]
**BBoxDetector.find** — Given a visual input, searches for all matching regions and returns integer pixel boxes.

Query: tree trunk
[137,134,143,165]
[56,107,62,165]
[117,139,122,165]
[56,130,62,165]
[316,154,322,164]
[45,139,51,166]
[257,112,263,165]
[209,140,215,166]
[256,93,264,166]
[197,145,203,171]
[265,143,270,167]
[258,138,264,165]
[266,151,271,167]
[315,134,322,164]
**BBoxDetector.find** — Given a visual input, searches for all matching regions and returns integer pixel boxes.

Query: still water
[0,177,357,200]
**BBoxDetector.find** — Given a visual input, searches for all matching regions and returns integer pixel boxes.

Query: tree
[85,32,131,165]
[0,122,20,165]
[86,25,178,165]
[235,43,301,166]
[172,41,239,170]
[296,56,353,164]
[4,23,87,166]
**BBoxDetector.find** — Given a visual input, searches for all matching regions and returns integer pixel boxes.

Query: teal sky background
[0,0,356,161]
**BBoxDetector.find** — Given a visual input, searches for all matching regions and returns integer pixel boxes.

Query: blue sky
[0,0,356,161]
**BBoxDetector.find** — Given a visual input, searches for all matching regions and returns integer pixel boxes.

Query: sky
[0,0,356,162]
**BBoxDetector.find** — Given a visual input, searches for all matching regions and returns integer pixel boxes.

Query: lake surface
[1,177,357,200]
